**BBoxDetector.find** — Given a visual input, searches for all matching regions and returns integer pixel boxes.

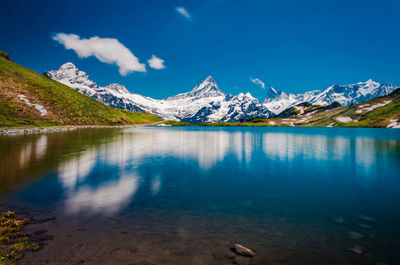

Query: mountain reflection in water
[1,127,400,264]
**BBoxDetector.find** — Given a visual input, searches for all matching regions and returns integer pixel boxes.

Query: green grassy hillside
[333,89,400,127]
[268,90,400,128]
[0,52,161,127]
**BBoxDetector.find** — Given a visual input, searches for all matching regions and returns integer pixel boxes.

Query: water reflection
[58,149,97,190]
[1,128,400,215]
[65,173,139,215]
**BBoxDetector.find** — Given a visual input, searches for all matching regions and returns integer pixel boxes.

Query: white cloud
[175,7,191,19]
[250,77,265,89]
[147,55,166,69]
[53,33,146,75]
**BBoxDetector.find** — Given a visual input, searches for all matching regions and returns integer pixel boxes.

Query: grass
[0,51,162,127]
[163,120,191,126]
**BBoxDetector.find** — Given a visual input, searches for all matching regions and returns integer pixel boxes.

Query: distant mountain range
[45,63,271,123]
[45,63,399,123]
[265,87,400,128]
[263,80,398,115]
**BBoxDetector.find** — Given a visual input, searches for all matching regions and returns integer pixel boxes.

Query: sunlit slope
[0,51,161,127]
[330,89,400,127]
[262,89,400,127]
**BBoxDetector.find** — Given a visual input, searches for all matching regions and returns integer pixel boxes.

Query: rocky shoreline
[0,124,164,136]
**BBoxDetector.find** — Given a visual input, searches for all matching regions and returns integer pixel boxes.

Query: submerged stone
[359,223,372,229]
[349,231,363,240]
[232,244,256,257]
[357,215,377,223]
[333,216,344,224]
[347,245,363,254]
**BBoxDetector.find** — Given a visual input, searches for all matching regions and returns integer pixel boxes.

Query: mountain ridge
[45,62,399,123]
[46,63,272,123]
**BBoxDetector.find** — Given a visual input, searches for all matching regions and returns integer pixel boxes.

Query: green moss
[0,211,38,265]
[10,238,39,252]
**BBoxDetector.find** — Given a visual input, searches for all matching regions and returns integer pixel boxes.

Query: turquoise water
[1,127,400,264]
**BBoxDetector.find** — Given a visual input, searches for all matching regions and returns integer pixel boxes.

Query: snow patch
[356,100,391,113]
[294,106,306,115]
[336,117,353,123]
[387,119,400,128]
[18,94,47,116]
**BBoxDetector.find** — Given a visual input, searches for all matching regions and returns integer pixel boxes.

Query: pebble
[349,231,363,240]
[333,216,344,224]
[359,223,372,229]
[347,245,363,254]
[357,215,377,223]
[231,244,256,257]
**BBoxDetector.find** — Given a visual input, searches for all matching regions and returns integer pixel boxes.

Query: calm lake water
[1,127,400,265]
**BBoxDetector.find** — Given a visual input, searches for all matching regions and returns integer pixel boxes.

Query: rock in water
[347,245,363,254]
[359,223,372,229]
[333,216,344,224]
[232,244,256,257]
[357,215,377,222]
[349,231,364,240]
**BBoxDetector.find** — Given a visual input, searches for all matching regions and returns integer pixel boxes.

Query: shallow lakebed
[1,127,400,264]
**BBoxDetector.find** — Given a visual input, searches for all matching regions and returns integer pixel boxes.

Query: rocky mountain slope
[265,88,400,128]
[0,52,161,127]
[262,80,398,115]
[46,63,272,123]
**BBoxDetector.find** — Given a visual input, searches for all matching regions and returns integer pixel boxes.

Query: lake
[1,127,400,265]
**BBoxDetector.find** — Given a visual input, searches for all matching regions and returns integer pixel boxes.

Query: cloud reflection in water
[56,128,394,215]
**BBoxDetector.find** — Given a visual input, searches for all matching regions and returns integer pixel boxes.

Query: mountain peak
[45,62,99,96]
[166,76,225,101]
[204,75,215,82]
[263,87,286,103]
[59,62,77,70]
[193,75,217,91]
[362,79,380,86]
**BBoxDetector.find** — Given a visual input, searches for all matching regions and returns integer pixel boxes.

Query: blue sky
[1,0,399,100]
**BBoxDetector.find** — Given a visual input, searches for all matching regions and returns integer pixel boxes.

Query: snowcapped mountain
[45,63,271,122]
[166,76,225,100]
[310,79,397,106]
[262,88,321,115]
[46,63,398,121]
[262,80,398,115]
